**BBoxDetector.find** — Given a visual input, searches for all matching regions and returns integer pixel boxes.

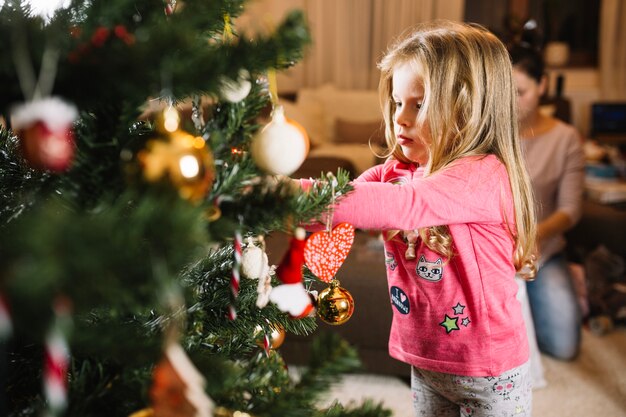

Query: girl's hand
[269,175,300,192]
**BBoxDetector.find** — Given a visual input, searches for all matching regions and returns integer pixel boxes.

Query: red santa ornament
[269,228,314,318]
[11,97,78,172]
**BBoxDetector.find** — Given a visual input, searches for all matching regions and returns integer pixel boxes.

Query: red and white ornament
[227,231,243,321]
[11,97,77,172]
[43,298,72,416]
[269,228,314,318]
[0,294,11,339]
[304,223,355,283]
[250,105,309,176]
[164,0,177,15]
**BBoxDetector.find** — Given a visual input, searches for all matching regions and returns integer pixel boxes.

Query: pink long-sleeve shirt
[305,155,529,376]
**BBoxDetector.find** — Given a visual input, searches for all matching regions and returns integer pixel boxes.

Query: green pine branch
[0,1,388,416]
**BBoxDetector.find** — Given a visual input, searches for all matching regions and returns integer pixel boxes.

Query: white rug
[320,373,414,417]
[318,327,626,417]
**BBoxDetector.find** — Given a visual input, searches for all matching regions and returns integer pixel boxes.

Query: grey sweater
[521,120,585,264]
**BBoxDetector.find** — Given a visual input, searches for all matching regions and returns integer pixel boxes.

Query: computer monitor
[592,103,626,134]
[591,102,626,145]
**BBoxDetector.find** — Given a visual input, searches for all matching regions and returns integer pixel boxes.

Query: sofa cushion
[281,99,326,147]
[335,118,386,146]
[297,85,381,143]
[308,143,381,176]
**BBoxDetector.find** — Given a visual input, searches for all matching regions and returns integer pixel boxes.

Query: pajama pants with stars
[410,361,532,417]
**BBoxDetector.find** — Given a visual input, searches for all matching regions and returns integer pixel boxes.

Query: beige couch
[281,84,386,178]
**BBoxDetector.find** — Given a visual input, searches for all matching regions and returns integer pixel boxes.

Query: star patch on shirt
[439,302,471,334]
[452,302,465,315]
[440,314,459,333]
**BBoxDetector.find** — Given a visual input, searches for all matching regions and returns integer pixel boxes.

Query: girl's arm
[299,162,385,191]
[329,155,513,231]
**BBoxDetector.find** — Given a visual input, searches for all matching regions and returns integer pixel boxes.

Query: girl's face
[513,67,546,125]
[392,62,430,165]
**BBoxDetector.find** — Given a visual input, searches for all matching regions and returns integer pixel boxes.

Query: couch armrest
[292,156,357,179]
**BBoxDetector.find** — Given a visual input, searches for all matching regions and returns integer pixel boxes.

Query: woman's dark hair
[509,44,544,83]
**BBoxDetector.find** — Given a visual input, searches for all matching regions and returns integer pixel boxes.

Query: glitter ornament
[250,105,308,175]
[11,97,77,172]
[316,280,354,325]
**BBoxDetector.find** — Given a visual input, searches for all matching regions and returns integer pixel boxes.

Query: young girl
[301,21,537,416]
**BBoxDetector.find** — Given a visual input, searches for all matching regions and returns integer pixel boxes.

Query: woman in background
[510,44,585,360]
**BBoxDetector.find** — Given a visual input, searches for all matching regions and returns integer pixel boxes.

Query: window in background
[464,0,600,67]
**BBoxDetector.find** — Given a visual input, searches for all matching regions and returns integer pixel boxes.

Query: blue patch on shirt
[390,286,410,315]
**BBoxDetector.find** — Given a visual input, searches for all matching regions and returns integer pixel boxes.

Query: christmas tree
[0,1,390,416]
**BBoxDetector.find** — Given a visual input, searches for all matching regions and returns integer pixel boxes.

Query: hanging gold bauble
[214,407,257,417]
[316,280,354,325]
[128,409,154,417]
[254,324,286,350]
[139,128,215,203]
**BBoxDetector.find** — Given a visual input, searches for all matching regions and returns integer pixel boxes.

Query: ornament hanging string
[11,23,59,101]
[325,172,337,233]
[223,14,233,41]
[267,68,279,108]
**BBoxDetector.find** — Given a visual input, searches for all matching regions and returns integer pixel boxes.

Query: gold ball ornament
[139,108,215,202]
[316,280,354,325]
[254,324,286,350]
[214,407,257,417]
[250,105,309,175]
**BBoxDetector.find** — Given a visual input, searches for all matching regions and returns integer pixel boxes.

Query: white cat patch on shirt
[415,255,443,282]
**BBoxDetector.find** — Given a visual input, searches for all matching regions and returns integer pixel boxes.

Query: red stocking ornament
[269,228,314,318]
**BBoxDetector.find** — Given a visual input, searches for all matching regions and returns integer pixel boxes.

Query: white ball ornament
[241,238,270,279]
[220,69,252,103]
[251,105,309,176]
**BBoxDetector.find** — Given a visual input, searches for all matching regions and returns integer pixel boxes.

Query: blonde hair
[378,21,537,278]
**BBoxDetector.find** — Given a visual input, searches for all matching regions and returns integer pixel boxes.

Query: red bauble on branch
[11,97,78,172]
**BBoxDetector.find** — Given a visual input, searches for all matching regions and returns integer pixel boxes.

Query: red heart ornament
[304,223,355,282]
